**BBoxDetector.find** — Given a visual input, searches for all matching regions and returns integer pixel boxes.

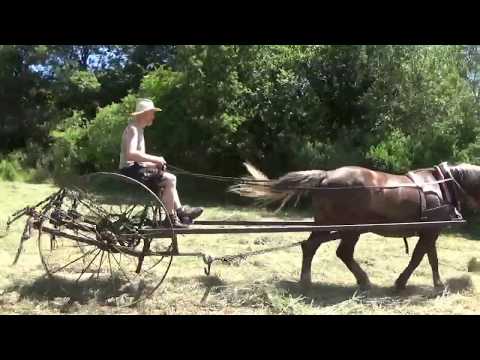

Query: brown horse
[230,162,480,291]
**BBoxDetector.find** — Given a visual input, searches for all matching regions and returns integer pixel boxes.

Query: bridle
[436,162,479,210]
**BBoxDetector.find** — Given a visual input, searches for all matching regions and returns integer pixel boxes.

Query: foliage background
[2,45,480,192]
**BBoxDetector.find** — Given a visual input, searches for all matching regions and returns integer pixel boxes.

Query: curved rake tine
[78,199,102,217]
[75,249,102,284]
[143,256,166,274]
[78,198,109,219]
[112,248,137,270]
[108,205,117,217]
[143,245,171,273]
[119,203,131,216]
[37,222,50,276]
[125,204,137,218]
[117,202,129,216]
[126,254,174,308]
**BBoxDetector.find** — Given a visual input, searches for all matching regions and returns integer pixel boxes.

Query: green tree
[0,45,56,152]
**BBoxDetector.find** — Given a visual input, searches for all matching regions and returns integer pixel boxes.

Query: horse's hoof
[394,281,406,292]
[434,282,445,291]
[300,279,312,291]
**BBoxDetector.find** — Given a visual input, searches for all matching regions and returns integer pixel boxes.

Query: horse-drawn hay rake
[4,170,467,307]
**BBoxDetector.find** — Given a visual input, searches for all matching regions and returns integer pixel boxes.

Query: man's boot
[176,205,204,224]
[162,212,189,228]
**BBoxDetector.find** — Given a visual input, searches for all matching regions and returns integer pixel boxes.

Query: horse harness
[406,162,462,222]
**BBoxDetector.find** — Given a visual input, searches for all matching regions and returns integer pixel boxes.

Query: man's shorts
[119,163,165,194]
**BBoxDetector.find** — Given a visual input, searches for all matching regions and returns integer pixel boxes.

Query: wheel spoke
[49,248,97,275]
[110,250,131,283]
[75,249,102,284]
[107,252,117,290]
[62,243,94,249]
[94,250,106,280]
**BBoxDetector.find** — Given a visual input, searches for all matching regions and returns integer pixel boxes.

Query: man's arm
[125,127,166,166]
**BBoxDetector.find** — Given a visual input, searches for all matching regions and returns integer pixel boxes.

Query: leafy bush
[84,94,137,171]
[367,129,413,173]
[47,110,90,177]
[0,157,21,181]
[0,151,39,182]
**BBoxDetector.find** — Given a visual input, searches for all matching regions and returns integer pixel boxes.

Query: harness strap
[438,162,462,212]
[406,172,427,221]
[434,165,450,203]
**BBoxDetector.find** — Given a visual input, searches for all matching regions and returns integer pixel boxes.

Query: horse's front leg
[426,234,443,289]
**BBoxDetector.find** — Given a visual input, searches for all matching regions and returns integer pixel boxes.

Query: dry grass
[1,181,480,314]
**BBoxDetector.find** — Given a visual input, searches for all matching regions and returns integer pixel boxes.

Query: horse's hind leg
[426,234,443,289]
[336,233,371,290]
[300,231,330,288]
[395,232,436,291]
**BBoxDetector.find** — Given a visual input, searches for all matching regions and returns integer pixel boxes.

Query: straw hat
[131,98,162,116]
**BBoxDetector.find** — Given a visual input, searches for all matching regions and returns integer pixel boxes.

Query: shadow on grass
[274,275,475,308]
[195,275,228,304]
[4,274,148,308]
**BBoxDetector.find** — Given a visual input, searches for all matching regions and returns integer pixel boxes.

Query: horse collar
[436,162,462,211]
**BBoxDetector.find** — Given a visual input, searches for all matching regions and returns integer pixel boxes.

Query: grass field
[1,180,480,315]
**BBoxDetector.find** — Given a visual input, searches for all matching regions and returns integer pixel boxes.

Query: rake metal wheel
[37,172,176,307]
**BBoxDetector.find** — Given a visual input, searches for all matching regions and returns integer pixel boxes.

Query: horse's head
[449,163,480,210]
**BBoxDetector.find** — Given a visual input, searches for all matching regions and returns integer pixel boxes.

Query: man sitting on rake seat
[118,98,203,228]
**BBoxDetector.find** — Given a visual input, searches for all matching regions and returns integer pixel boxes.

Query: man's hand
[156,157,167,172]
[157,156,167,166]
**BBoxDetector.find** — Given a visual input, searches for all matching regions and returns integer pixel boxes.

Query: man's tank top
[119,121,145,169]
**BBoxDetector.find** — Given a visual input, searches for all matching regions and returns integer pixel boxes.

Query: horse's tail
[228,162,327,212]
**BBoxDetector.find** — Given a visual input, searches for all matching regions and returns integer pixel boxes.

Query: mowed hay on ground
[1,180,480,314]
